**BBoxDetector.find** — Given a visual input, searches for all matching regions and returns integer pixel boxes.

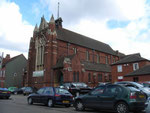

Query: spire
[57,2,60,19]
[39,15,48,30]
[49,14,55,23]
[34,24,39,33]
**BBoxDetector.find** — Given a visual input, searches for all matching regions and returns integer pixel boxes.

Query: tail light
[70,95,73,98]
[130,92,137,99]
[55,94,61,97]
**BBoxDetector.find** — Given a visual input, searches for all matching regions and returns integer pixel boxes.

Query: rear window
[55,88,70,94]
[127,86,140,91]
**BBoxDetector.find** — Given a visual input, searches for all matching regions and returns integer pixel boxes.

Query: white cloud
[0,0,34,58]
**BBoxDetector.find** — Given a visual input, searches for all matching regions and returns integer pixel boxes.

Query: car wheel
[115,102,129,113]
[28,98,33,105]
[47,99,54,107]
[65,104,71,107]
[75,100,85,111]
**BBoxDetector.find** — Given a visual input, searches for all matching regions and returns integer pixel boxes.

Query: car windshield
[0,88,8,91]
[55,88,70,94]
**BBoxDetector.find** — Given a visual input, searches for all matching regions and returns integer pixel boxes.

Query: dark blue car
[27,87,73,107]
[0,88,11,99]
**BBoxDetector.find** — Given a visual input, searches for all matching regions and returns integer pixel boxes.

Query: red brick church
[26,15,119,88]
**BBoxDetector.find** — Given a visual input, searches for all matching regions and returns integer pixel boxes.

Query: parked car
[98,82,111,86]
[0,88,11,99]
[8,87,18,94]
[13,87,26,95]
[74,84,148,113]
[115,81,150,99]
[27,87,73,107]
[141,82,150,88]
[23,87,37,96]
[60,82,92,96]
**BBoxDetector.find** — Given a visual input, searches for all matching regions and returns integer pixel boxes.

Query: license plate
[2,92,7,93]
[139,95,144,98]
[63,101,69,103]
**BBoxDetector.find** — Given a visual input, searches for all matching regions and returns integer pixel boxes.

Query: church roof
[52,55,75,69]
[56,28,116,56]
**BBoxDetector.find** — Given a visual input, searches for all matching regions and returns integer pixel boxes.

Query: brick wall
[26,24,119,88]
[111,60,150,83]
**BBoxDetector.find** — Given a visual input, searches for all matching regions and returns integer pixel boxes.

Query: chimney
[5,54,10,60]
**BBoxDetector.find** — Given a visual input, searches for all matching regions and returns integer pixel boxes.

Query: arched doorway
[56,70,64,86]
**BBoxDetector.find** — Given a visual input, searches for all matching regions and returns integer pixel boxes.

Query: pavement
[0,95,150,113]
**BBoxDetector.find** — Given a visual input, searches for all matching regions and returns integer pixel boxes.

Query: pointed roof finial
[57,2,60,19]
[50,14,55,23]
[39,15,48,30]
[34,24,39,33]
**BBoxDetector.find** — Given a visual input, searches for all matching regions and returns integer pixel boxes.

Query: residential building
[111,53,150,83]
[124,64,150,82]
[0,54,27,88]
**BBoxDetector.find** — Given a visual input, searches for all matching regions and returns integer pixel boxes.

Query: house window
[117,65,122,72]
[98,74,102,82]
[3,70,5,77]
[74,48,77,54]
[97,54,100,63]
[133,63,139,71]
[111,56,113,64]
[106,56,108,64]
[77,72,79,82]
[113,58,116,63]
[86,51,89,61]
[73,72,76,82]
[88,73,91,82]
[0,71,2,77]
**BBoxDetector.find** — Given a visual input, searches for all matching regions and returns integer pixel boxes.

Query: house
[125,64,150,82]
[26,15,119,88]
[111,53,150,83]
[0,54,27,88]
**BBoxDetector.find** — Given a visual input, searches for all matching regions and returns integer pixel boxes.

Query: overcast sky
[0,0,150,60]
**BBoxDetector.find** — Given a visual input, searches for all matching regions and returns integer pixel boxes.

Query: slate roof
[52,55,75,69]
[125,65,150,77]
[2,54,26,67]
[112,53,148,65]
[81,61,111,72]
[56,28,116,55]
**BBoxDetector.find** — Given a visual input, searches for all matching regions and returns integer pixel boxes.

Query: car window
[55,88,70,94]
[104,85,122,95]
[127,87,140,91]
[90,86,106,95]
[43,87,54,95]
[37,88,45,94]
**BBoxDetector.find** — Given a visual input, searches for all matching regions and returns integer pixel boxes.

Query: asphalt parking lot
[0,95,150,113]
